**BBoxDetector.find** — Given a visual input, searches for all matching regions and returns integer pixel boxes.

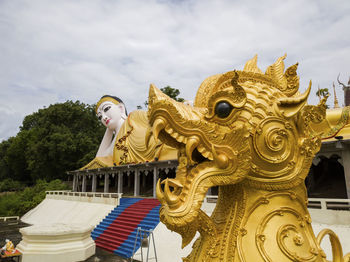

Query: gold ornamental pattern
[147,55,350,261]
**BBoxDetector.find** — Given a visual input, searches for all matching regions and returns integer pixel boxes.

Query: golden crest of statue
[148,55,350,261]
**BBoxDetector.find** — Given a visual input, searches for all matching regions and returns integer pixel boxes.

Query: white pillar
[153,167,158,198]
[92,174,97,192]
[104,174,109,193]
[72,175,77,192]
[341,146,350,198]
[82,176,86,192]
[134,170,140,196]
[117,172,123,193]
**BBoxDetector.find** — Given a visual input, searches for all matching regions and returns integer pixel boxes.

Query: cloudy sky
[0,0,349,141]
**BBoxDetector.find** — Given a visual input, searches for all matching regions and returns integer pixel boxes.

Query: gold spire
[333,82,340,108]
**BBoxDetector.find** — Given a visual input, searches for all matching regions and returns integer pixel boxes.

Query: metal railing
[132,227,157,262]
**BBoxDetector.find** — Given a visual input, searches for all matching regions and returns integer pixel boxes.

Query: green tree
[0,139,12,180]
[6,133,30,182]
[0,179,69,216]
[0,101,105,183]
[316,88,329,99]
[160,86,184,102]
[316,88,329,108]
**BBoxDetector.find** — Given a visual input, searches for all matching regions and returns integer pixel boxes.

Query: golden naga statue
[148,55,350,262]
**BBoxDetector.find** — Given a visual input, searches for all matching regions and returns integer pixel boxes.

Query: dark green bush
[0,179,24,192]
[0,179,69,217]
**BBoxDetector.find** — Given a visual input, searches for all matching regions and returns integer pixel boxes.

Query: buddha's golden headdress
[95,95,123,113]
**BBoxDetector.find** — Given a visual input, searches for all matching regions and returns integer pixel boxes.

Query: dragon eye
[215,101,233,118]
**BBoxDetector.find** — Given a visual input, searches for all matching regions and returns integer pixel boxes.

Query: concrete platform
[17,194,119,262]
[21,198,116,227]
[17,223,95,262]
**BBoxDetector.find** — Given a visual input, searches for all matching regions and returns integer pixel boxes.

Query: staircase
[91,198,161,258]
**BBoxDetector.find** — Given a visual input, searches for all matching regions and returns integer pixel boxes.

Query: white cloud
[0,0,349,140]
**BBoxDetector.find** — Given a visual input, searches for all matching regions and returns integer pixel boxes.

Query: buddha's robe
[310,106,350,141]
[113,110,176,165]
[81,110,177,169]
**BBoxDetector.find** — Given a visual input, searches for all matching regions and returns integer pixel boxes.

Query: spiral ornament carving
[255,208,318,262]
[278,224,319,262]
[252,117,297,177]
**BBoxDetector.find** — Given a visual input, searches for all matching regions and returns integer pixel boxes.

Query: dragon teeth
[163,179,180,207]
[186,136,200,164]
[197,145,205,153]
[202,150,211,159]
[152,118,167,142]
[165,126,173,133]
[162,124,213,161]
[197,144,213,160]
[177,135,185,142]
[164,127,187,144]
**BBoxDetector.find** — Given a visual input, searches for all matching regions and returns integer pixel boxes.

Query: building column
[142,172,147,188]
[207,188,212,195]
[134,170,140,196]
[92,174,97,192]
[341,146,350,198]
[127,172,131,188]
[72,174,77,192]
[153,167,158,198]
[104,174,109,193]
[82,175,87,192]
[117,172,123,193]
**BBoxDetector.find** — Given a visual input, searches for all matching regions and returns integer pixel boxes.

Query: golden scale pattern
[147,55,350,261]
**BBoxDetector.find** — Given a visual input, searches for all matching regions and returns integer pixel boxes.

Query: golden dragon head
[147,55,326,247]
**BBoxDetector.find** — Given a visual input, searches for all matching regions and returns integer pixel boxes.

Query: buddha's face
[96,101,124,131]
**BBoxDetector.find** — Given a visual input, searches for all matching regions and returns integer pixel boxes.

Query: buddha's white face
[96,101,124,131]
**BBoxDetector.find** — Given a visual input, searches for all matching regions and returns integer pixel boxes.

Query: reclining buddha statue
[81,95,177,169]
[147,55,350,261]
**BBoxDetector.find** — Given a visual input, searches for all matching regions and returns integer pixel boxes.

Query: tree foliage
[0,101,105,184]
[316,88,329,98]
[315,88,329,108]
[0,179,69,216]
[160,86,184,102]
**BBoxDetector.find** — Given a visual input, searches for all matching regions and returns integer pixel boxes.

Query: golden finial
[265,54,287,87]
[243,55,263,74]
[333,82,340,108]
